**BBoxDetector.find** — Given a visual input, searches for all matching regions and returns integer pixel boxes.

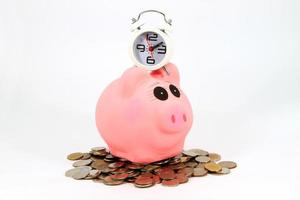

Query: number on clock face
[133,31,167,66]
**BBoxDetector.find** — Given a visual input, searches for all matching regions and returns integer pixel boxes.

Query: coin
[127,171,140,178]
[191,148,209,156]
[134,176,154,188]
[218,161,237,169]
[193,167,208,177]
[175,173,189,184]
[195,156,211,163]
[217,167,230,175]
[153,175,161,184]
[81,153,91,160]
[67,152,83,160]
[108,161,125,169]
[91,150,107,156]
[139,172,153,178]
[162,179,179,187]
[134,183,154,188]
[143,165,160,172]
[112,167,128,174]
[72,159,92,167]
[110,173,129,181]
[182,149,198,157]
[208,153,221,162]
[91,160,108,170]
[65,166,91,179]
[91,147,106,151]
[158,167,176,180]
[103,176,123,186]
[204,162,222,172]
[196,163,205,169]
[177,167,194,177]
[180,156,191,163]
[127,163,144,170]
[185,161,198,168]
[170,162,185,170]
[89,169,101,178]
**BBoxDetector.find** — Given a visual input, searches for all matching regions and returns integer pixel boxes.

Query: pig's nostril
[171,114,176,123]
[183,114,187,122]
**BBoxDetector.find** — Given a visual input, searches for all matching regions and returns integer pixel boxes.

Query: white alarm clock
[129,10,173,71]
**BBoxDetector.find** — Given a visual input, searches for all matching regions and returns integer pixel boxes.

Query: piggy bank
[95,63,193,163]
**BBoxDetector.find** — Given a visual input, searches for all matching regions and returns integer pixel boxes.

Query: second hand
[145,34,154,58]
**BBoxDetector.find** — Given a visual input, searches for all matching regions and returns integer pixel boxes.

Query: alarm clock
[129,10,173,71]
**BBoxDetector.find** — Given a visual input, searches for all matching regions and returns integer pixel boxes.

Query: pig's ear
[120,66,149,97]
[150,63,180,85]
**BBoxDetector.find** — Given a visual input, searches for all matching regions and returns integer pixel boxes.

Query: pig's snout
[171,112,187,124]
[159,105,190,133]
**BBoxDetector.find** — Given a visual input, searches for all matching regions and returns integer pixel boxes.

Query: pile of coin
[65,147,237,188]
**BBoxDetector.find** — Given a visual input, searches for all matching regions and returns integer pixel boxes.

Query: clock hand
[145,34,154,58]
[152,42,163,50]
[149,42,163,52]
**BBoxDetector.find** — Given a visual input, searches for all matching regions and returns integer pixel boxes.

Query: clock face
[133,31,167,67]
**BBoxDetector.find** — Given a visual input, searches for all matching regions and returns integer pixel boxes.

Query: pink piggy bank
[95,63,193,163]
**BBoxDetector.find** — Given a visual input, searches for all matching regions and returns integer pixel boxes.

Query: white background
[0,0,299,199]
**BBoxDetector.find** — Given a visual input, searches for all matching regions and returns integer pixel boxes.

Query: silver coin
[193,167,208,177]
[72,159,92,167]
[91,147,106,151]
[185,161,198,168]
[191,149,209,156]
[217,167,230,175]
[89,169,101,178]
[195,156,211,163]
[81,153,91,160]
[65,166,92,179]
[182,150,198,157]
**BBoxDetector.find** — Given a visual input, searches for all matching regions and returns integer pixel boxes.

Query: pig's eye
[153,86,168,101]
[169,84,180,98]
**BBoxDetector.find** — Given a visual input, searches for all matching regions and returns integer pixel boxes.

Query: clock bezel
[129,28,173,71]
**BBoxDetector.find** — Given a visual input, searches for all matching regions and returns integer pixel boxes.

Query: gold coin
[204,162,222,172]
[91,160,109,170]
[208,153,221,162]
[67,152,83,160]
[218,161,237,169]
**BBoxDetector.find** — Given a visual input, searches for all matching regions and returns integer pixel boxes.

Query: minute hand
[152,42,163,50]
